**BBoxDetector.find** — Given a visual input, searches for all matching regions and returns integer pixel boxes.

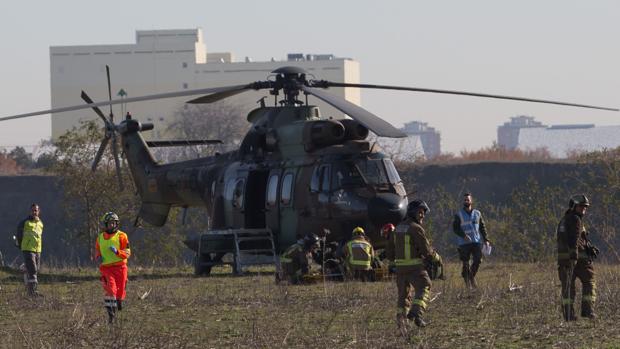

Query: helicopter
[1,65,617,275]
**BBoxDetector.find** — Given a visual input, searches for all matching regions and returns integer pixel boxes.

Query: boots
[27,282,43,298]
[581,302,596,319]
[396,313,409,329]
[117,300,123,312]
[463,276,471,289]
[562,304,577,321]
[414,316,428,328]
[407,308,429,328]
[470,276,478,289]
[106,306,116,324]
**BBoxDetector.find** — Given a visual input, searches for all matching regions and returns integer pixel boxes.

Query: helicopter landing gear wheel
[194,253,212,276]
[195,252,226,276]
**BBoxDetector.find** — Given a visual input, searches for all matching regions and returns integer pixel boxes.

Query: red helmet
[381,223,395,238]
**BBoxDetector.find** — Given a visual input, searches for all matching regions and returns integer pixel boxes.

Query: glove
[432,252,442,264]
[109,246,118,254]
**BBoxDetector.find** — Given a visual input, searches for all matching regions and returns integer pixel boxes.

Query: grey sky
[0,0,618,153]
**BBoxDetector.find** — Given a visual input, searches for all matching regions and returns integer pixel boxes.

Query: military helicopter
[1,66,617,275]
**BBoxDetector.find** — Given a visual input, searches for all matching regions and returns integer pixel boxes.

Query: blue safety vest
[456,208,482,245]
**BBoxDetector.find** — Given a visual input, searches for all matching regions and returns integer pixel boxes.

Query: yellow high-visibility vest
[21,219,44,253]
[98,232,123,265]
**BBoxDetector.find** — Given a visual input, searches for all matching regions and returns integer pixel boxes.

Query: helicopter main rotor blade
[110,132,124,190]
[80,91,109,124]
[106,65,114,123]
[0,84,253,122]
[186,85,255,104]
[320,81,619,112]
[91,135,110,171]
[300,85,407,138]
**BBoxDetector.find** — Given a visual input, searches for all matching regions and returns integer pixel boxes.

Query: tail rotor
[81,65,124,190]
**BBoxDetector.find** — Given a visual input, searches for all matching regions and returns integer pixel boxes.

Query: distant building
[401,121,441,158]
[518,125,620,157]
[497,115,546,150]
[50,28,360,140]
[498,116,620,157]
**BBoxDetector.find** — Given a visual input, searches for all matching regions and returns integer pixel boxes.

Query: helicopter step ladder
[196,228,277,275]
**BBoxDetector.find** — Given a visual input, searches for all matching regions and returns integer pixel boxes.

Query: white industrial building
[497,116,620,158]
[517,125,620,158]
[50,28,360,140]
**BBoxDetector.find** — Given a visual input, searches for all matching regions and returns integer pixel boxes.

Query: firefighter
[95,212,131,324]
[279,233,320,284]
[15,203,44,297]
[452,192,491,288]
[387,200,441,328]
[557,194,598,321]
[343,227,375,281]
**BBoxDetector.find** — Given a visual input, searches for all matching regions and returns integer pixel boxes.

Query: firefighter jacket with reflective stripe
[453,208,485,245]
[19,217,44,253]
[387,220,434,272]
[96,231,130,266]
[344,237,374,271]
[557,211,588,261]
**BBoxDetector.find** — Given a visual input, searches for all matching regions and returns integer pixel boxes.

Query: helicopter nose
[367,193,407,227]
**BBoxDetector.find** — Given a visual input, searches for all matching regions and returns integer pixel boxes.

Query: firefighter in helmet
[95,212,131,324]
[387,200,441,328]
[557,194,598,321]
[343,227,375,281]
[279,233,320,284]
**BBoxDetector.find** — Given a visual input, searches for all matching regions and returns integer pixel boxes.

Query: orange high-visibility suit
[95,230,131,314]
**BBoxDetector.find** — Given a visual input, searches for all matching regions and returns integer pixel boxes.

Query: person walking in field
[387,200,441,328]
[15,203,44,297]
[557,194,598,321]
[95,212,131,324]
[452,192,491,288]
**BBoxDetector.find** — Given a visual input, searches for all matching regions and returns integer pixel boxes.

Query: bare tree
[157,101,250,162]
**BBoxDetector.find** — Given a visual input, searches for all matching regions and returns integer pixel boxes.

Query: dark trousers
[458,243,482,280]
[23,251,40,284]
[396,268,431,318]
[558,259,595,318]
[22,251,41,295]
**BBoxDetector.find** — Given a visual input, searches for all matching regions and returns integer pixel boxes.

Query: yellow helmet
[352,227,365,236]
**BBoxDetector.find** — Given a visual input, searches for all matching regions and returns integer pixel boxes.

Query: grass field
[0,262,619,348]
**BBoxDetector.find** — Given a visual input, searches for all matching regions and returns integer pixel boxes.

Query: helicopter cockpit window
[232,178,245,209]
[332,162,365,189]
[266,174,279,207]
[383,159,402,184]
[354,159,389,186]
[281,173,294,206]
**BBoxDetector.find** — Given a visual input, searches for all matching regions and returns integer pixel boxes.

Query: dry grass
[0,263,618,348]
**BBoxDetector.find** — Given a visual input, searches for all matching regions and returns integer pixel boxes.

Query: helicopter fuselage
[120,105,408,251]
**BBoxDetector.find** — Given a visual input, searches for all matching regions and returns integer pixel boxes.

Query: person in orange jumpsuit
[95,212,131,324]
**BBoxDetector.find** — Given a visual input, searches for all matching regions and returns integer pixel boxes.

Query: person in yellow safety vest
[386,200,441,328]
[279,233,320,284]
[15,203,44,297]
[343,227,375,281]
[95,212,131,324]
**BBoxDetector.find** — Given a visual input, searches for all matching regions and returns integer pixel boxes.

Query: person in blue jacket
[452,193,491,288]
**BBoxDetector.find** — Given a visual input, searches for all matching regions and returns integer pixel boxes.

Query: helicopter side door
[244,170,268,228]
